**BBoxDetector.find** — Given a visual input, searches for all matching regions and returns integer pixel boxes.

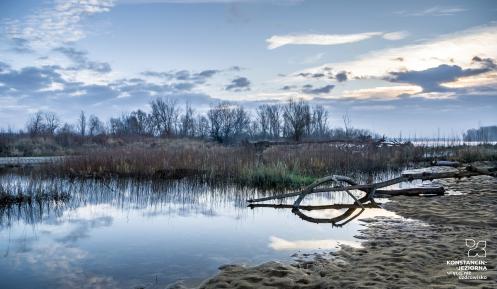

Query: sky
[0,0,496,137]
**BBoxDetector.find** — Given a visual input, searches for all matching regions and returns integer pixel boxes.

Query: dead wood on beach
[247,164,497,210]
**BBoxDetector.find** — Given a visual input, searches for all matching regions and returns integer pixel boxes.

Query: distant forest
[463,126,497,142]
[2,98,379,144]
[1,98,496,151]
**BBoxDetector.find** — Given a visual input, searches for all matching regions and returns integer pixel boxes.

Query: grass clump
[238,163,315,189]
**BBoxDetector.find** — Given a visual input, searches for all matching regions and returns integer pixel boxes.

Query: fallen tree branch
[375,186,445,196]
[248,203,379,210]
[247,165,496,205]
[431,160,460,167]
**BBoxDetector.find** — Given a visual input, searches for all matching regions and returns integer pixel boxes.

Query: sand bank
[196,174,496,289]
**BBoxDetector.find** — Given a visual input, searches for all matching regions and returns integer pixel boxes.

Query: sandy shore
[194,173,497,289]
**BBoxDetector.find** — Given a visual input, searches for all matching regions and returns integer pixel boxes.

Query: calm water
[0,173,402,289]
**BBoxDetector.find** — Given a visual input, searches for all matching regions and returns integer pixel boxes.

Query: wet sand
[196,174,497,289]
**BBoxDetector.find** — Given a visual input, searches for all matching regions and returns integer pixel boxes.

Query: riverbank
[196,174,497,288]
[2,136,497,189]
[24,140,497,189]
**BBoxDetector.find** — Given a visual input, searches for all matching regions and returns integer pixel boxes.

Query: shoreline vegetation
[1,98,496,188]
[0,139,495,210]
[12,139,497,188]
[1,137,497,188]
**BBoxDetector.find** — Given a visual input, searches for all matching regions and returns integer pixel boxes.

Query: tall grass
[39,139,414,186]
[51,139,255,179]
[18,139,497,188]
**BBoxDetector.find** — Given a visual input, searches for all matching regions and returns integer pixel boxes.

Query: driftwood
[247,165,497,210]
[431,160,460,167]
[375,186,445,196]
[248,202,379,210]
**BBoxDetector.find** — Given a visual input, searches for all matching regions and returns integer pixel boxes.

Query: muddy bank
[196,175,497,289]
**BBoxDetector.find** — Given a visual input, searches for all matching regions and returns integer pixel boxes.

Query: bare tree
[256,104,281,138]
[150,98,179,136]
[196,115,210,138]
[180,103,196,137]
[77,111,86,137]
[43,112,60,135]
[208,103,228,142]
[267,104,281,138]
[311,105,328,137]
[131,109,152,135]
[26,111,45,136]
[208,102,250,143]
[108,112,151,136]
[26,111,60,136]
[282,99,311,141]
[109,117,124,135]
[56,123,76,146]
[88,115,105,136]
[256,105,270,137]
[59,123,74,134]
[343,112,352,138]
[233,106,250,138]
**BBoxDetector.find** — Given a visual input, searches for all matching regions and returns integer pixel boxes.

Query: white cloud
[396,6,467,17]
[297,24,497,81]
[120,0,303,3]
[342,85,422,99]
[222,90,307,101]
[267,31,408,49]
[413,92,457,99]
[441,71,497,89]
[351,104,396,111]
[4,0,115,50]
[382,31,409,40]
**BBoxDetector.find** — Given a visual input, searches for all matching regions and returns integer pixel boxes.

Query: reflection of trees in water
[248,171,414,227]
[247,171,399,227]
[250,199,381,227]
[0,169,400,228]
[291,202,379,227]
[0,174,271,227]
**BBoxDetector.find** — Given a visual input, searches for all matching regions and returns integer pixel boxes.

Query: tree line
[21,98,376,143]
[463,126,497,142]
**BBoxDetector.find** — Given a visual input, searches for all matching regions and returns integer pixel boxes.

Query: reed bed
[34,139,497,188]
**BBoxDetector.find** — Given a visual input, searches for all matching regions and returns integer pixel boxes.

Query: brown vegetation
[36,138,433,188]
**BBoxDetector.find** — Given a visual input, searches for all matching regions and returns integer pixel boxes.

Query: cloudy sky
[1,0,496,137]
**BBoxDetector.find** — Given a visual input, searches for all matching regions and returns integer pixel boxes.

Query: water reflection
[249,202,380,227]
[269,236,362,251]
[0,173,392,228]
[0,173,402,289]
[0,175,260,228]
